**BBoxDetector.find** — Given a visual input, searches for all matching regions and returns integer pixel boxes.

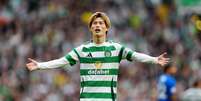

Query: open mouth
[95,29,101,33]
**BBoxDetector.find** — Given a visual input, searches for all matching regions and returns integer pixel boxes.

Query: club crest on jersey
[94,61,102,69]
[104,51,111,57]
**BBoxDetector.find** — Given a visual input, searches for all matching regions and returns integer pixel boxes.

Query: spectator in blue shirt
[157,63,177,101]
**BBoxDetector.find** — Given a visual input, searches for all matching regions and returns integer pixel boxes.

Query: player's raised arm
[156,52,170,66]
[26,57,69,71]
[26,58,39,71]
[26,48,79,71]
[121,46,169,66]
[132,52,170,66]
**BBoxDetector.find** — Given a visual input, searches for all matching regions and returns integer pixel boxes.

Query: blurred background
[0,0,201,101]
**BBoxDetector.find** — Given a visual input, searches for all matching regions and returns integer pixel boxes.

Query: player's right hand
[26,58,39,71]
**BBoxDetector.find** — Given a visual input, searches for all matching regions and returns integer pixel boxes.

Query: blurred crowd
[0,0,201,101]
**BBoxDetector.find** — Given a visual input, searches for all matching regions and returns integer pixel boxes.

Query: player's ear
[105,27,108,34]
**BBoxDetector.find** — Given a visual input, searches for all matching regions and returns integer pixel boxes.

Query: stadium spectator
[157,63,178,101]
[180,78,201,101]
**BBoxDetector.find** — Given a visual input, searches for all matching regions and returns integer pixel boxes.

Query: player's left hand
[157,52,170,66]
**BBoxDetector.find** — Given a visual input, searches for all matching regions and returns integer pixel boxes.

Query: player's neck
[92,35,106,45]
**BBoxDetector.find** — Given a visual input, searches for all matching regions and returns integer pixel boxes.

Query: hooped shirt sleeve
[64,46,81,66]
[121,46,134,61]
[37,46,81,69]
[121,45,157,63]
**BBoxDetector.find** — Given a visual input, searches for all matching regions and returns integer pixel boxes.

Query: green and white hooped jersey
[65,41,134,101]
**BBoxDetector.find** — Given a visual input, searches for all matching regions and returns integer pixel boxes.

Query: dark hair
[163,63,173,73]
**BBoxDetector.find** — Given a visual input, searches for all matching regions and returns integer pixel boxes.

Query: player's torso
[77,41,122,101]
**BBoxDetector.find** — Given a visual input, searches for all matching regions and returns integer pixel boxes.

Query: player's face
[90,17,108,37]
